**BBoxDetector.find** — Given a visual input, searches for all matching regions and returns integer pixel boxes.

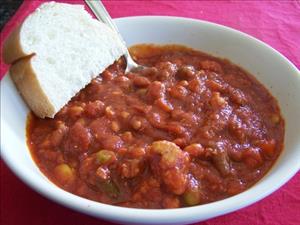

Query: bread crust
[3,26,28,64]
[10,56,56,118]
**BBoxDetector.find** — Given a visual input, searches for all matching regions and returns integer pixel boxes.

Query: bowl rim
[1,15,300,224]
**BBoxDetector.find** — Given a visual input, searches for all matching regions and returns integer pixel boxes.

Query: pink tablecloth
[1,1,299,225]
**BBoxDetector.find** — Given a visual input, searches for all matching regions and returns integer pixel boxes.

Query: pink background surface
[1,1,299,225]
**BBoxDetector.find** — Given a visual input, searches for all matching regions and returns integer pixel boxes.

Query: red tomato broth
[27,44,284,209]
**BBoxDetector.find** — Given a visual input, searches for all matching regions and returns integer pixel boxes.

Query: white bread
[2,2,126,118]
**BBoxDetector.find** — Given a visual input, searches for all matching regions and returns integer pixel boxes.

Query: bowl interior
[1,16,300,225]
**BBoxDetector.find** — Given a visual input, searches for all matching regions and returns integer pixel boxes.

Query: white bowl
[1,16,300,225]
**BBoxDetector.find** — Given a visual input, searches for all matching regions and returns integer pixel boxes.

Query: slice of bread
[2,2,126,118]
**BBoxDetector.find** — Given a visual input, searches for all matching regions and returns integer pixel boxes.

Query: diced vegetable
[111,121,120,132]
[183,178,202,206]
[54,163,75,185]
[242,147,263,168]
[96,150,116,165]
[212,149,231,176]
[98,180,120,199]
[256,139,276,158]
[162,196,180,208]
[183,188,201,206]
[120,159,141,178]
[271,114,280,124]
[184,143,204,157]
[150,141,189,195]
[151,141,183,166]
